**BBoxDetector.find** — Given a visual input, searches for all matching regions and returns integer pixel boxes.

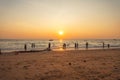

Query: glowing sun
[58,31,64,35]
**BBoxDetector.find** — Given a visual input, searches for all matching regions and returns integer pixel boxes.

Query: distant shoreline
[1,48,120,55]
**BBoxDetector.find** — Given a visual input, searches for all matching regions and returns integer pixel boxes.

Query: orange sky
[0,0,120,39]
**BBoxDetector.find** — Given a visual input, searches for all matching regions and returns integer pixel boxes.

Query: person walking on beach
[24,44,27,51]
[86,42,88,49]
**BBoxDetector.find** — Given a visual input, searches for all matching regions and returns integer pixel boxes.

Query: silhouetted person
[0,49,1,55]
[34,43,35,48]
[24,44,27,51]
[31,43,35,48]
[31,43,33,48]
[48,42,51,51]
[75,43,79,49]
[103,42,105,49]
[63,43,66,49]
[86,42,88,49]
[108,44,110,48]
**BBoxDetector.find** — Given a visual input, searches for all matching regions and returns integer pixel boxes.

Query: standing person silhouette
[33,43,35,48]
[75,42,79,49]
[0,49,1,55]
[48,42,51,51]
[31,43,35,48]
[103,42,105,49]
[24,44,27,51]
[63,43,66,49]
[31,43,34,48]
[108,44,110,48]
[86,42,88,49]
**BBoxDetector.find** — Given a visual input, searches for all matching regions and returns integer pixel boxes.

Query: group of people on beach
[102,42,110,49]
[23,42,110,51]
[62,42,110,50]
[62,42,79,49]
[75,43,79,49]
[0,42,111,54]
[24,43,36,51]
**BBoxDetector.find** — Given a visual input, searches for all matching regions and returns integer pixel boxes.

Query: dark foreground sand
[0,49,120,80]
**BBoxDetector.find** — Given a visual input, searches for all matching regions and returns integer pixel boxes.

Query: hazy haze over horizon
[0,0,120,39]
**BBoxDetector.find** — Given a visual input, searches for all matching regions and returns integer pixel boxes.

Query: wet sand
[0,49,120,80]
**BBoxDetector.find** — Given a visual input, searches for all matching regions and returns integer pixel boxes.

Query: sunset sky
[0,0,120,39]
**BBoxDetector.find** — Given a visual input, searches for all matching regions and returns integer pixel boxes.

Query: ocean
[0,39,120,52]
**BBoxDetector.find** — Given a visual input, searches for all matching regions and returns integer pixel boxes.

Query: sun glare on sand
[58,31,64,35]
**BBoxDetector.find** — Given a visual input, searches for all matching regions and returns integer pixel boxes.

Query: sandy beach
[0,49,120,80]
